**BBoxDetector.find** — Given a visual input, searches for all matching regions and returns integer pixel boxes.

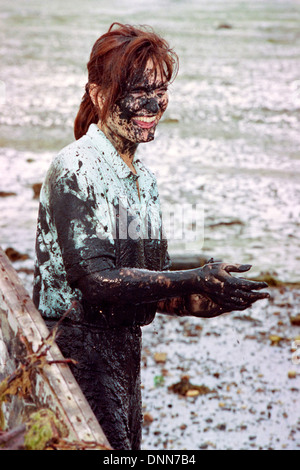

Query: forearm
[157,295,226,318]
[75,267,201,306]
[75,262,269,315]
[157,297,190,317]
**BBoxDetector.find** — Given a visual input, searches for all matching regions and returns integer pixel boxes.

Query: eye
[130,87,146,98]
[156,87,168,98]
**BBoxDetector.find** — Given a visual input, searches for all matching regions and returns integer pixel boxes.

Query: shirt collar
[87,123,139,180]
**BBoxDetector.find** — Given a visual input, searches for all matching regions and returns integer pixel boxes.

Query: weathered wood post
[0,247,111,449]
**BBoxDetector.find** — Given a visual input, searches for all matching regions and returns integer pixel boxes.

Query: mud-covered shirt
[33,123,170,326]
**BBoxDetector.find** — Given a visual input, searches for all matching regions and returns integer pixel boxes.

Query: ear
[89,83,105,107]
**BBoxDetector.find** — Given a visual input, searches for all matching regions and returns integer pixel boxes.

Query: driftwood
[0,247,111,450]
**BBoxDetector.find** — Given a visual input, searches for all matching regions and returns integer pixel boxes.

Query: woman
[33,23,268,450]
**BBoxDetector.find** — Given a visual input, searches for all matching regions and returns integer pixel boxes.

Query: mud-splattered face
[103,60,169,155]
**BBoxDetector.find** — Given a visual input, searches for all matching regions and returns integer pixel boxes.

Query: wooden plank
[0,247,111,448]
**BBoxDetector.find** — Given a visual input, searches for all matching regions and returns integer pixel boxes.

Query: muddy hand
[198,262,269,311]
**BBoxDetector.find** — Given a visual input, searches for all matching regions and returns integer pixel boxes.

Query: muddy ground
[141,287,300,450]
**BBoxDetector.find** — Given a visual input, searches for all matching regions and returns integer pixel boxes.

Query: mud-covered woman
[33,23,269,450]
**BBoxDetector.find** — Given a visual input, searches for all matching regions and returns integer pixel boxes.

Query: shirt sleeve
[46,159,116,285]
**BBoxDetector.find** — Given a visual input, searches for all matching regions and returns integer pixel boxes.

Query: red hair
[74,23,179,140]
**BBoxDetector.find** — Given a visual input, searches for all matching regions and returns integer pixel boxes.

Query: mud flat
[141,286,300,450]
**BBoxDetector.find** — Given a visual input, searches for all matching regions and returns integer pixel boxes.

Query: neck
[98,122,138,172]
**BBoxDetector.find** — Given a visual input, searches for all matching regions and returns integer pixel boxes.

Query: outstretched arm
[75,262,269,315]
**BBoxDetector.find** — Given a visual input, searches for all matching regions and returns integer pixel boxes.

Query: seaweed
[168,375,217,397]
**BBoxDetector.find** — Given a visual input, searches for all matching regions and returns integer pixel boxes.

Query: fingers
[239,291,270,303]
[222,264,269,291]
[237,279,269,291]
[210,288,270,312]
[229,273,269,290]
[201,262,270,312]
[229,288,269,305]
[224,263,252,273]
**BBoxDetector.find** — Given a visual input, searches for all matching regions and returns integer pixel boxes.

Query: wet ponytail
[74,84,98,140]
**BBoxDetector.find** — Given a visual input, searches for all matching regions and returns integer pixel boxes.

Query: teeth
[135,116,156,123]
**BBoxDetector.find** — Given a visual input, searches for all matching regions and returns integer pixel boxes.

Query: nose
[145,97,159,114]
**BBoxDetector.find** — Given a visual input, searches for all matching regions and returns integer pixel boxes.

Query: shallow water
[1,0,299,285]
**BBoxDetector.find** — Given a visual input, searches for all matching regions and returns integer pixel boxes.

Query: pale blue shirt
[33,124,170,323]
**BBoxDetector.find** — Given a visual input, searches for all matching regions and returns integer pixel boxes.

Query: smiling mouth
[132,115,157,129]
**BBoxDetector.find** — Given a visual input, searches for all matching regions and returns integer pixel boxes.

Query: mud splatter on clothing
[33,123,170,449]
[33,123,170,325]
